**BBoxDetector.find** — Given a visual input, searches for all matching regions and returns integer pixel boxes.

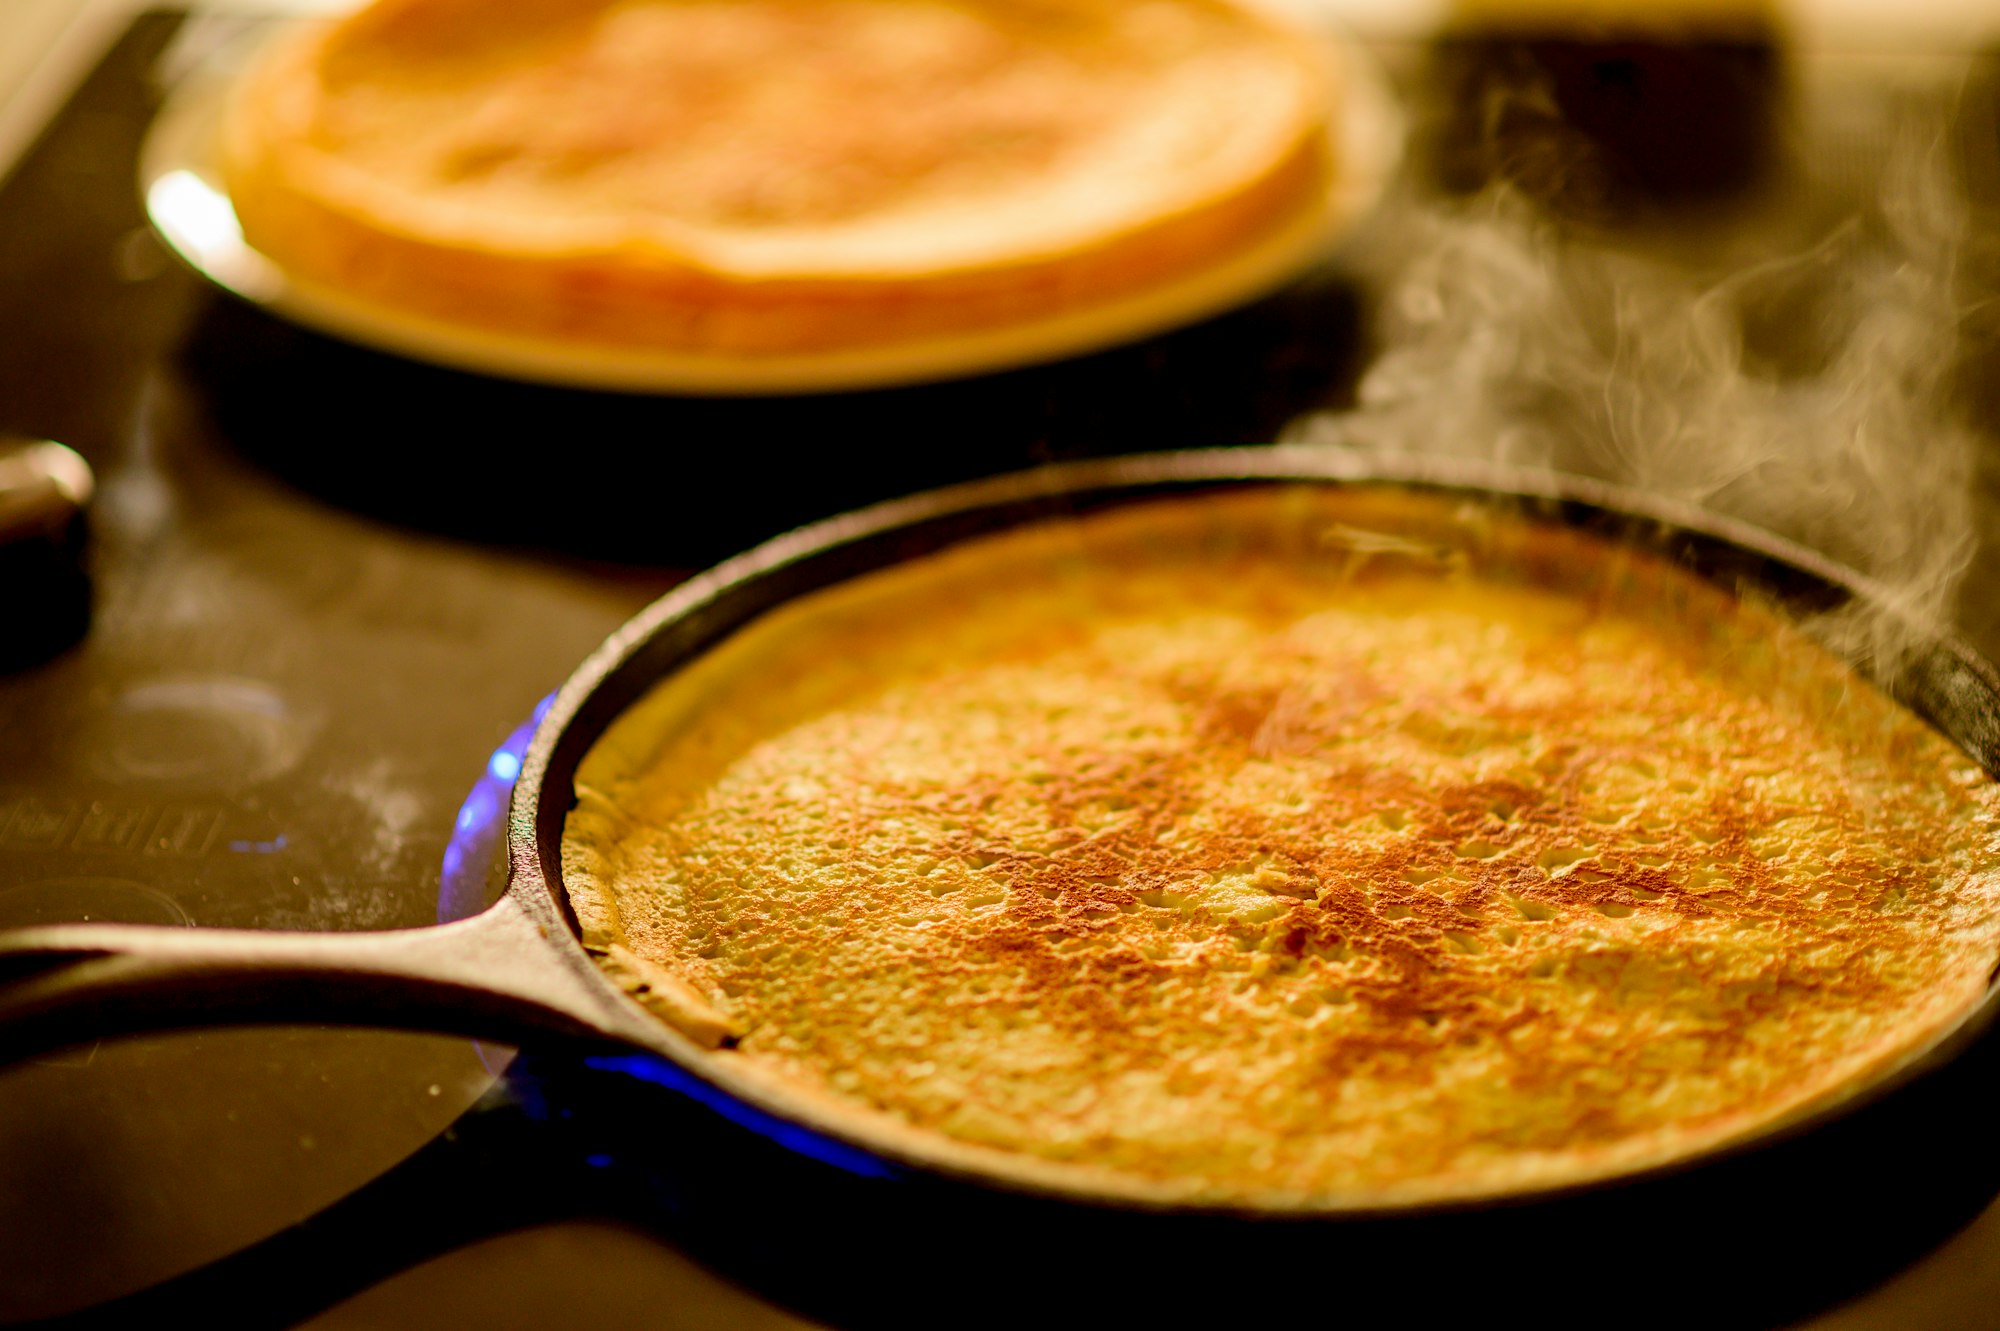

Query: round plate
[139,18,1404,396]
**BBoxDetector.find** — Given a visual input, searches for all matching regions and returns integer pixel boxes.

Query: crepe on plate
[221,0,1334,355]
[563,488,2000,1205]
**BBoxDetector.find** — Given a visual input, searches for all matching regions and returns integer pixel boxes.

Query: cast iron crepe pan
[6,446,2000,1328]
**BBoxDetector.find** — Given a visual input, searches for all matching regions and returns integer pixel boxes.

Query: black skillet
[6,445,2000,1329]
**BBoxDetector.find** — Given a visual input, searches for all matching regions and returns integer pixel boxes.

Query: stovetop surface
[7,10,2000,1327]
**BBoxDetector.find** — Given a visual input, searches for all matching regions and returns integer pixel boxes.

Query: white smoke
[1286,65,1987,676]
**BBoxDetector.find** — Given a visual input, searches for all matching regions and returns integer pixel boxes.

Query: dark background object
[1426,24,1785,224]
[0,436,93,670]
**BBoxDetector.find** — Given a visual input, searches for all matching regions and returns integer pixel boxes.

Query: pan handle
[0,895,666,1063]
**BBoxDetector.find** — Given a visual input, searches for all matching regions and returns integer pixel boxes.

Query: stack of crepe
[222,0,1337,358]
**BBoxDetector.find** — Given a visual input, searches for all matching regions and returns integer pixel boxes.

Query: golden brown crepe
[221,0,1333,355]
[563,488,2000,1205]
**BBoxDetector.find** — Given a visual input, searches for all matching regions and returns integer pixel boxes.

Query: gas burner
[438,698,546,926]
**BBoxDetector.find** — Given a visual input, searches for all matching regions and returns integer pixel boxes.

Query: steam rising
[1286,68,1987,676]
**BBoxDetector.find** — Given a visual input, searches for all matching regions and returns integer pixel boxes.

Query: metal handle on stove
[0,895,647,1063]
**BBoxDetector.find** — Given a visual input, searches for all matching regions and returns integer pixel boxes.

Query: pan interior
[560,484,2000,1208]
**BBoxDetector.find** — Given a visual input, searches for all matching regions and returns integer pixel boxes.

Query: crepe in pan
[564,488,2000,1204]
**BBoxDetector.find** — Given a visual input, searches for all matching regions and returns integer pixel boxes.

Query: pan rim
[504,443,2000,1219]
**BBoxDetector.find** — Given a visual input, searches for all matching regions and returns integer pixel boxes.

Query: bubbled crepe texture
[564,490,2000,1204]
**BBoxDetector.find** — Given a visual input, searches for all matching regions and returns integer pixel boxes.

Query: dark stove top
[5,10,2000,1327]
